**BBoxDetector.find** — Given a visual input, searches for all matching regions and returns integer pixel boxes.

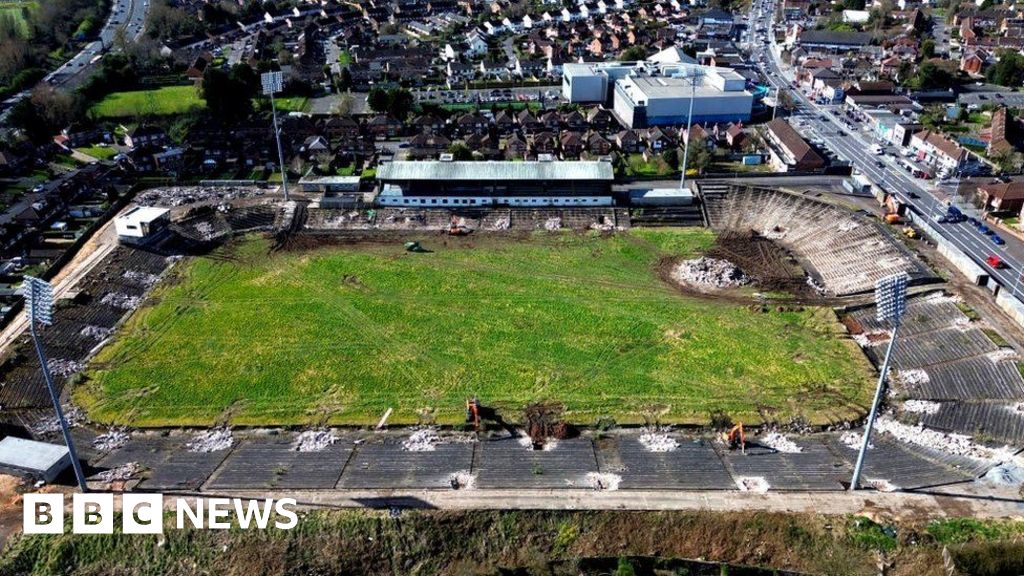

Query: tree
[906,61,956,90]
[685,141,712,175]
[613,557,636,576]
[921,39,936,59]
[986,52,1024,88]
[367,87,390,113]
[662,147,680,171]
[448,142,473,160]
[336,67,353,92]
[367,87,415,120]
[619,46,647,61]
[201,64,257,121]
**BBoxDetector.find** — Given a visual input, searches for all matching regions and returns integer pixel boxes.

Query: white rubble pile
[671,257,750,289]
[894,369,930,387]
[187,428,234,452]
[1011,403,1024,414]
[123,270,161,288]
[585,472,621,491]
[837,220,860,232]
[79,325,113,341]
[101,292,143,310]
[28,406,83,435]
[736,476,770,493]
[97,462,141,483]
[875,417,1012,461]
[449,470,476,489]
[759,432,803,453]
[194,221,216,240]
[639,432,678,452]
[403,428,442,452]
[47,359,83,378]
[491,217,510,231]
[762,226,786,240]
[518,435,558,451]
[852,331,889,348]
[987,349,1019,363]
[901,400,941,415]
[292,429,338,452]
[93,428,130,452]
[543,217,562,231]
[840,431,872,450]
[868,479,900,492]
[589,220,614,232]
[805,275,827,295]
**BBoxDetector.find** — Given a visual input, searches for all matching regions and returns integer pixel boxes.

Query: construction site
[0,179,1021,575]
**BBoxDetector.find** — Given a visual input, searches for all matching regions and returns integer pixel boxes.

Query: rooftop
[0,437,68,473]
[377,160,615,181]
[119,206,171,224]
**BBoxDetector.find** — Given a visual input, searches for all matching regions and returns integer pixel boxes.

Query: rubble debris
[736,476,770,493]
[638,431,678,452]
[759,432,803,453]
[543,217,562,231]
[136,186,264,208]
[868,479,899,492]
[585,472,621,491]
[524,402,570,449]
[987,349,1019,363]
[983,462,1024,486]
[28,406,83,436]
[837,220,859,233]
[449,470,476,490]
[840,431,872,450]
[101,292,143,310]
[402,428,442,452]
[518,435,558,451]
[893,369,930,387]
[186,428,234,452]
[852,331,889,348]
[292,429,338,452]
[79,325,113,341]
[47,359,83,378]
[805,276,827,295]
[491,217,510,231]
[123,270,161,288]
[671,257,750,289]
[875,417,1012,461]
[762,226,786,240]
[97,462,141,483]
[901,400,941,415]
[93,428,130,452]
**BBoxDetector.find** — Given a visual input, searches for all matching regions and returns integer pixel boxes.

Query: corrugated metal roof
[0,437,68,471]
[377,161,614,181]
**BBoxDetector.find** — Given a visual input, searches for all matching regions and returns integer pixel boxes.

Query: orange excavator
[726,422,746,454]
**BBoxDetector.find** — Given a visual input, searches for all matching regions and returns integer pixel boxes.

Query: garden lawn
[78,230,874,426]
[89,85,204,118]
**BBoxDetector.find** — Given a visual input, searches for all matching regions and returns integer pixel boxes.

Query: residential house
[408,131,452,158]
[615,129,642,153]
[910,129,968,172]
[531,131,558,154]
[977,179,1024,213]
[763,118,825,172]
[366,115,403,139]
[559,131,585,157]
[505,133,529,158]
[586,131,613,155]
[124,125,169,150]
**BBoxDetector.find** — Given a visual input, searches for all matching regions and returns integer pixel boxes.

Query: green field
[89,85,204,118]
[78,231,873,426]
[74,145,117,160]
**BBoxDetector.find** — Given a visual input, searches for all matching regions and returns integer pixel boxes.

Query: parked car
[992,235,1006,246]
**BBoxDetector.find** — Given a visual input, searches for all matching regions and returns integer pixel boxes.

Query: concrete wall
[996,289,1024,327]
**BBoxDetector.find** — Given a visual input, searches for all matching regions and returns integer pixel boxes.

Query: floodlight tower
[849,273,908,491]
[24,276,88,492]
[261,70,290,201]
[678,66,706,191]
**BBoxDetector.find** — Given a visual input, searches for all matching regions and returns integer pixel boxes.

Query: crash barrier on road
[909,213,989,286]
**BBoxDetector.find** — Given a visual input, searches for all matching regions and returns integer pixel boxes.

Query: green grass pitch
[77,230,874,426]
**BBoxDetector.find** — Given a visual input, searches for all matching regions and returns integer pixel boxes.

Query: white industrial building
[562,52,753,128]
[114,206,171,242]
[376,160,615,207]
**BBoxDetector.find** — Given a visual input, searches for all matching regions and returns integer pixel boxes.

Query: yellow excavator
[725,422,746,454]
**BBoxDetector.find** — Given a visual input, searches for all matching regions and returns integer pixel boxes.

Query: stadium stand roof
[377,161,614,181]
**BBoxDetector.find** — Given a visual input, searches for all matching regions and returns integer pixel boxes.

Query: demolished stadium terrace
[0,182,1021,502]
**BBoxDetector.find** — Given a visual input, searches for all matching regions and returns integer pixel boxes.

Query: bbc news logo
[24,494,299,534]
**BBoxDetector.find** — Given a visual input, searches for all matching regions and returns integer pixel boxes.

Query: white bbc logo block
[123,494,163,534]
[72,493,114,534]
[23,494,64,534]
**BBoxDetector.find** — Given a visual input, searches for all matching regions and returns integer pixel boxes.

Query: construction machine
[902,226,918,239]
[448,216,473,236]
[465,397,481,432]
[725,422,746,454]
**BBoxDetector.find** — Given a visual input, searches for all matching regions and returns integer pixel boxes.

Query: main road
[747,0,1024,300]
[0,0,149,121]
